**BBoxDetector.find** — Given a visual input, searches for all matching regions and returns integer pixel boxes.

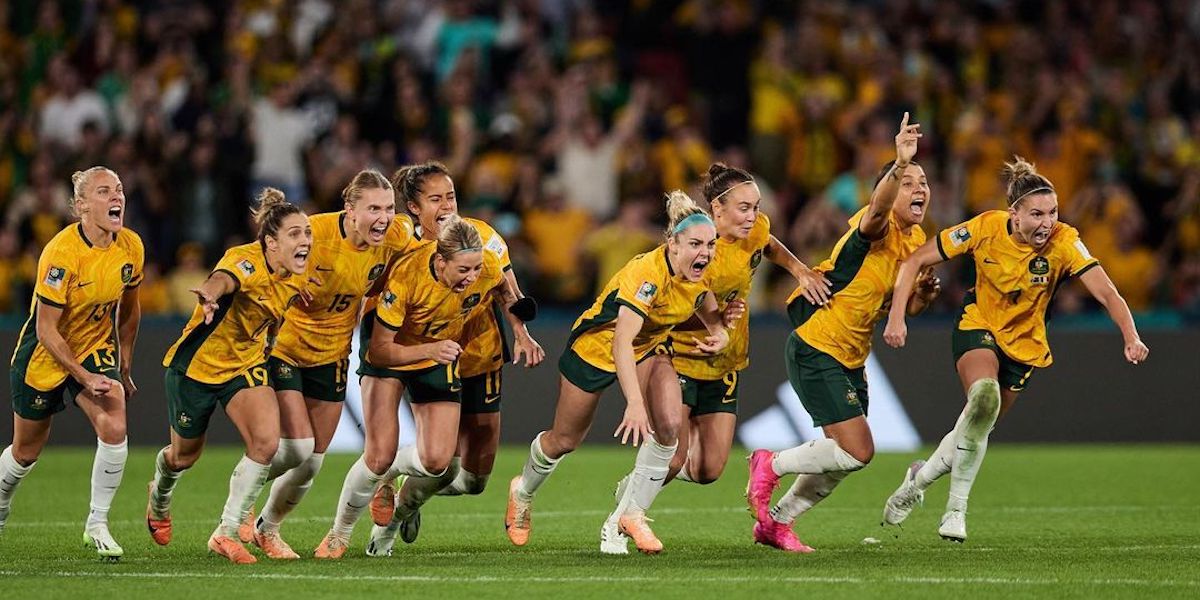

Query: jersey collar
[662,245,675,277]
[76,222,116,248]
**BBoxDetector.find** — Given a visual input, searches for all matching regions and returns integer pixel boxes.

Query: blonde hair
[1003,156,1056,208]
[342,169,393,207]
[664,190,711,237]
[435,214,483,261]
[250,187,303,242]
[70,166,116,217]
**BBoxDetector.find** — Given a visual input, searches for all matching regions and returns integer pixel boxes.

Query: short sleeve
[1058,225,1101,277]
[480,228,512,271]
[750,212,772,251]
[375,285,406,330]
[613,256,659,319]
[936,214,987,261]
[213,247,254,289]
[34,243,73,308]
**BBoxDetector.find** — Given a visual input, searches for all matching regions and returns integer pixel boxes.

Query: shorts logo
[845,389,860,406]
[750,249,763,270]
[981,332,995,346]
[722,395,737,404]
[382,290,397,308]
[45,266,66,289]
[368,264,385,281]
[121,263,134,284]
[724,290,739,304]
[694,292,707,309]
[1028,256,1050,276]
[635,282,657,304]
[462,292,481,311]
[335,384,346,393]
[484,394,500,404]
[31,396,47,410]
[238,260,256,276]
[950,227,971,246]
[276,363,293,380]
[177,412,192,428]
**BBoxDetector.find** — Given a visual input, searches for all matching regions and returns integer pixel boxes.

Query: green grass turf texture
[0,445,1197,599]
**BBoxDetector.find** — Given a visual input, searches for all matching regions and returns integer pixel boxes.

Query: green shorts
[785,333,868,427]
[10,347,121,420]
[558,342,673,394]
[165,365,267,438]
[461,369,502,414]
[268,356,350,402]
[680,370,740,416]
[951,328,1037,392]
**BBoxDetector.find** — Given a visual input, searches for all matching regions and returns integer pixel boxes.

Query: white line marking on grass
[0,571,1196,588]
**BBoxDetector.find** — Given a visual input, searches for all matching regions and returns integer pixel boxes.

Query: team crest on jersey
[694,292,707,309]
[368,264,385,281]
[462,292,481,311]
[1028,256,1050,276]
[121,263,134,284]
[177,412,192,428]
[635,282,657,304]
[382,290,397,308]
[749,249,763,271]
[44,266,66,289]
[724,290,739,304]
[238,260,256,276]
[846,389,860,406]
[950,227,971,246]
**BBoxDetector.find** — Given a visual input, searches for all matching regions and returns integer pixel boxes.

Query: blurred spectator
[522,176,593,303]
[250,81,315,204]
[583,196,658,294]
[38,63,109,151]
[166,243,210,316]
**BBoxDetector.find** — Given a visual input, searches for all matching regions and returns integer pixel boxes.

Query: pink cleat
[746,449,780,523]
[753,519,814,553]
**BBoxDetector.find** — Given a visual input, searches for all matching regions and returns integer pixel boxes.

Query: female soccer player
[146,188,312,564]
[746,113,939,552]
[0,167,143,560]
[365,162,543,556]
[234,170,414,559]
[314,215,518,558]
[879,157,1149,542]
[666,163,830,487]
[505,191,730,555]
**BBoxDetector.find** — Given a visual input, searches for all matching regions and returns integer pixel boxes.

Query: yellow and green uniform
[10,224,144,419]
[162,243,308,437]
[785,208,925,426]
[366,239,505,403]
[560,245,710,393]
[456,218,513,414]
[938,210,1099,391]
[672,212,772,415]
[269,212,415,402]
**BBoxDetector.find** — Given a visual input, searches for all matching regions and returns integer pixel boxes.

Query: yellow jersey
[273,212,415,367]
[570,246,710,373]
[938,210,1099,367]
[11,224,144,391]
[371,239,506,372]
[792,208,926,369]
[163,243,309,384]
[672,212,771,380]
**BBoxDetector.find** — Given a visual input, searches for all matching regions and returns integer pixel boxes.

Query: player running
[146,189,312,564]
[0,167,143,560]
[879,156,1149,542]
[506,191,730,555]
[747,113,939,552]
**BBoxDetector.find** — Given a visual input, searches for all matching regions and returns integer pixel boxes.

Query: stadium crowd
[0,0,1198,318]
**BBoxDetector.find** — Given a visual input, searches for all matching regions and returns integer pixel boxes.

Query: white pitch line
[0,571,1195,588]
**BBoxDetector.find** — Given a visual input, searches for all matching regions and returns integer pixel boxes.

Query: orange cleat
[505,476,532,546]
[208,534,257,564]
[370,479,397,527]
[146,483,172,546]
[238,506,256,543]
[618,512,663,555]
[252,529,300,560]
[313,530,350,559]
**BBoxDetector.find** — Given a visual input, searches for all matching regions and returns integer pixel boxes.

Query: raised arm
[1078,266,1150,364]
[882,241,947,348]
[859,113,922,241]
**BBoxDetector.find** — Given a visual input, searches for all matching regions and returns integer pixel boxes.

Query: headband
[453,246,483,254]
[711,179,756,203]
[1012,186,1055,206]
[672,212,715,235]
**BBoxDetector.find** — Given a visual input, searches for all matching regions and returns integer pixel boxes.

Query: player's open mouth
[1032,229,1050,245]
[294,248,309,266]
[453,280,470,292]
[690,259,709,278]
[107,205,122,225]
[436,214,453,226]
[369,223,387,241]
[909,195,926,218]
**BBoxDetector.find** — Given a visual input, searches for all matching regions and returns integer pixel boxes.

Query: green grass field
[0,445,1197,599]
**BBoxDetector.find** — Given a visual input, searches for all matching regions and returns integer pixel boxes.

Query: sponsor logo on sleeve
[635,282,658,304]
[950,227,971,246]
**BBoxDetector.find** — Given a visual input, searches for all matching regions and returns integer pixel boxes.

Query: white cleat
[939,509,967,543]
[365,522,400,557]
[83,524,124,561]
[882,460,926,527]
[599,476,630,555]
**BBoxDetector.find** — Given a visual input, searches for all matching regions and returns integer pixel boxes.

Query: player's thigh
[225,385,282,462]
[457,412,501,475]
[545,375,602,456]
[276,390,314,440]
[822,415,874,464]
[10,413,53,463]
[955,348,1002,393]
[998,387,1021,421]
[410,400,462,473]
[360,375,404,446]
[168,428,208,469]
[305,397,343,454]
[689,412,737,481]
[641,355,683,444]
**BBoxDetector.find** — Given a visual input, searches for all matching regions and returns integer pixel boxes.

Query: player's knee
[276,438,314,471]
[11,444,42,466]
[543,431,580,457]
[966,378,1001,423]
[694,461,726,484]
[461,472,490,495]
[96,419,126,446]
[247,438,279,465]
[837,442,873,469]
[420,452,455,477]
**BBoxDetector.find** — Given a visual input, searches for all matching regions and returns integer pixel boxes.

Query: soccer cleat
[939,510,967,542]
[752,519,814,553]
[208,533,257,564]
[314,530,350,559]
[505,476,532,546]
[365,522,400,557]
[370,479,397,527]
[252,528,300,560]
[397,506,421,544]
[238,505,256,543]
[881,460,926,527]
[83,525,124,561]
[746,449,780,523]
[618,511,663,555]
[145,483,172,546]
[600,476,630,554]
